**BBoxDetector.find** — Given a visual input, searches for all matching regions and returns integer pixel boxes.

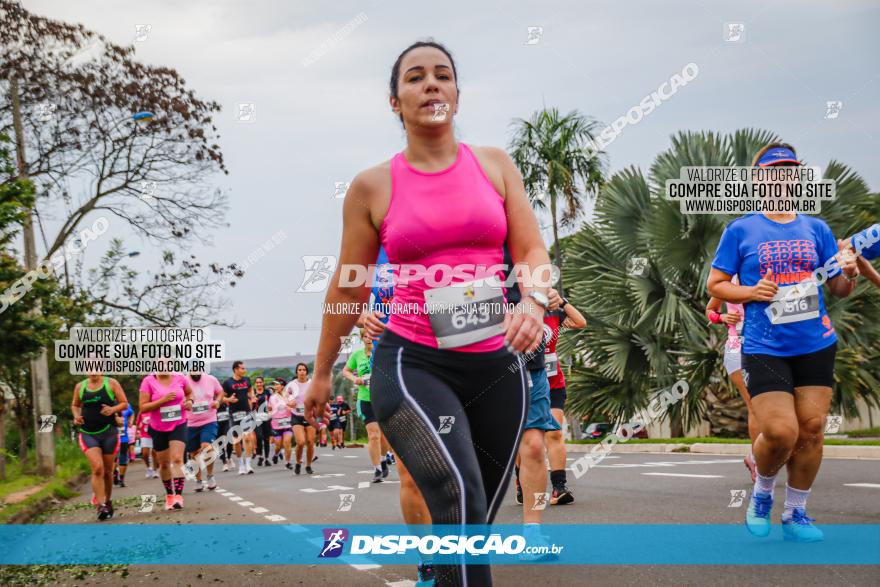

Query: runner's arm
[312,171,381,428]
[494,147,552,352]
[108,379,129,414]
[707,269,766,303]
[71,382,84,424]
[857,257,880,288]
[561,299,586,329]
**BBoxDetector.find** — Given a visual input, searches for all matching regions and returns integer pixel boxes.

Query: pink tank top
[381,143,508,352]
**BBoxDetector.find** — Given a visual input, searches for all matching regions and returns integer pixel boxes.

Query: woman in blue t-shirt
[707,143,860,543]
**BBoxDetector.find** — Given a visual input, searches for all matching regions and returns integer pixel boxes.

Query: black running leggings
[371,329,528,587]
[255,420,271,459]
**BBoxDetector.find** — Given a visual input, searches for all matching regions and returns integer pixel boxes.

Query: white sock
[246,457,252,467]
[375,466,382,474]
[754,472,777,497]
[782,485,810,520]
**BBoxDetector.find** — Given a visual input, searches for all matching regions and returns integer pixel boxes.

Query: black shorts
[148,422,188,452]
[78,427,119,456]
[549,386,567,411]
[357,399,376,425]
[291,415,311,427]
[743,342,837,398]
[329,420,344,430]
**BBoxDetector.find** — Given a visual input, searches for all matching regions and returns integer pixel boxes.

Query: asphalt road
[33,447,880,586]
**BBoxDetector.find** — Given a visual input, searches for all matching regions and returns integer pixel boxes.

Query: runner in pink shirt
[185,371,224,491]
[135,413,156,478]
[267,378,295,468]
[284,363,317,475]
[706,274,755,480]
[138,371,193,511]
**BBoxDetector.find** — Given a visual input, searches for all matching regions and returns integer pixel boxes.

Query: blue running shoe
[416,562,435,586]
[782,508,824,543]
[745,492,773,537]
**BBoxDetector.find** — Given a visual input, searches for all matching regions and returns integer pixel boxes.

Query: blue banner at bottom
[1,524,878,565]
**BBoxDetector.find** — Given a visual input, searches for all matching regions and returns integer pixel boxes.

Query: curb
[566,443,880,459]
[6,472,89,524]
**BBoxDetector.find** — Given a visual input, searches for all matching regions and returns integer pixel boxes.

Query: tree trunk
[10,76,55,475]
[704,386,749,438]
[549,192,564,297]
[670,414,685,438]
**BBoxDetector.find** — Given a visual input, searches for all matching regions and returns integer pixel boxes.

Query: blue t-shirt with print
[849,223,880,261]
[711,214,839,357]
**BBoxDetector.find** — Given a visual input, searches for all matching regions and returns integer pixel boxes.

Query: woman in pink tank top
[706,274,756,481]
[307,41,552,587]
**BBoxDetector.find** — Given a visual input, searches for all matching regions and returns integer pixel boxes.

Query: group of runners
[69,40,880,587]
[72,361,360,518]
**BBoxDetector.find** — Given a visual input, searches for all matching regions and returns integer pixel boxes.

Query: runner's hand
[355,377,365,386]
[161,391,177,404]
[304,371,332,428]
[722,311,742,325]
[100,405,116,416]
[228,395,238,404]
[503,301,544,354]
[184,399,193,410]
[836,240,859,278]
[363,311,387,340]
[749,270,778,302]
[547,289,562,311]
[73,415,84,426]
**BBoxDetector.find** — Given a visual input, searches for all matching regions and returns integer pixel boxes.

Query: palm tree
[560,128,880,437]
[509,108,605,295]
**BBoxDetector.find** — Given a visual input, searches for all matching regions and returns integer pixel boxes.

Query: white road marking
[351,564,382,570]
[844,483,880,488]
[250,507,268,513]
[344,455,358,458]
[358,481,371,489]
[358,470,374,474]
[220,492,235,497]
[265,514,287,522]
[228,496,242,501]
[386,581,415,586]
[597,459,740,468]
[300,485,354,493]
[642,472,723,478]
[238,501,254,507]
[311,473,347,479]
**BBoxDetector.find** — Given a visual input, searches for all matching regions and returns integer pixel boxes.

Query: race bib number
[545,352,559,377]
[256,412,270,422]
[769,283,820,325]
[232,411,246,422]
[160,405,182,423]
[362,373,371,385]
[117,426,125,435]
[276,417,291,428]
[423,280,505,349]
[191,401,210,414]
[216,411,229,422]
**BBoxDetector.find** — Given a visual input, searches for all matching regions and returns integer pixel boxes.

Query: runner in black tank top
[72,373,129,521]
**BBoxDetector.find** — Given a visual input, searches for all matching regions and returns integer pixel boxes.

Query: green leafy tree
[509,108,606,293]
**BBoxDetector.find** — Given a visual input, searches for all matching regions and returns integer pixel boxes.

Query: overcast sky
[24,0,880,364]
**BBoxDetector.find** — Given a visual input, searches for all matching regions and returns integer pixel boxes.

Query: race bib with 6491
[423,280,505,349]
[769,283,819,325]
[160,404,182,422]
